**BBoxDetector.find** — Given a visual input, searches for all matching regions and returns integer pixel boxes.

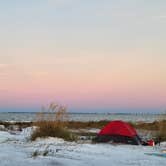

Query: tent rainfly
[95,120,142,145]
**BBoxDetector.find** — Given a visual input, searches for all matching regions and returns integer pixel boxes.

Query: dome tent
[95,120,141,145]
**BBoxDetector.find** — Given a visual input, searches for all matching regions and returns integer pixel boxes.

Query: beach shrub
[157,120,166,141]
[66,120,109,129]
[134,120,166,141]
[157,113,166,141]
[31,102,76,141]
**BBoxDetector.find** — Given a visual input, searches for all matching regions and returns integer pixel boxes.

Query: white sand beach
[0,127,166,166]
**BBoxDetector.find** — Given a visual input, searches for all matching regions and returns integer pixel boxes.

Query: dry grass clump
[157,120,166,141]
[134,121,160,131]
[157,113,166,141]
[31,103,76,141]
[134,120,166,141]
[66,120,109,129]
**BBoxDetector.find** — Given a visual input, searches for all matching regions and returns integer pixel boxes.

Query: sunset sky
[0,0,166,112]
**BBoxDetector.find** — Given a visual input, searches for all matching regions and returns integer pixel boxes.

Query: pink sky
[0,0,166,112]
[0,50,166,112]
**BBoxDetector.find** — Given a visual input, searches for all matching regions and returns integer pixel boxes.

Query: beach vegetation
[31,102,76,141]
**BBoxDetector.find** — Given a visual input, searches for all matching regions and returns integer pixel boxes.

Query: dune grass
[134,120,166,141]
[66,120,109,129]
[158,121,166,141]
[31,103,76,141]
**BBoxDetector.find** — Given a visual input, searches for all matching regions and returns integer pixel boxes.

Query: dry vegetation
[157,121,166,141]
[66,120,109,129]
[1,110,166,142]
[133,120,166,141]
[31,103,76,141]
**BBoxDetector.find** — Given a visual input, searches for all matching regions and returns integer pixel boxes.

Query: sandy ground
[0,127,166,166]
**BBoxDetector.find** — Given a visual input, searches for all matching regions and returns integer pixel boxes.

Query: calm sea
[0,112,161,122]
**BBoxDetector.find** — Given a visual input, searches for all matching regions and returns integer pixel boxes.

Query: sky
[0,0,166,113]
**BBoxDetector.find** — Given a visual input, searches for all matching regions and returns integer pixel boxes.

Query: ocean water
[0,112,161,122]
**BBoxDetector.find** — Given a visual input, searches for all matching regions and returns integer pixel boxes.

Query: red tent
[95,120,141,145]
[99,120,137,137]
